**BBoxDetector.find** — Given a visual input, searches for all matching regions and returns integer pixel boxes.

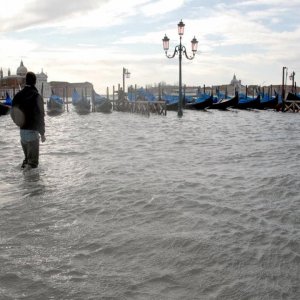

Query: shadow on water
[21,167,46,198]
[0,166,46,207]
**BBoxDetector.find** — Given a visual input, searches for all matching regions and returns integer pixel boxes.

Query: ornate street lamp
[122,67,130,95]
[289,71,295,93]
[162,20,198,117]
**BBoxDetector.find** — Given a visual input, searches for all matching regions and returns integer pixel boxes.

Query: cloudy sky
[0,0,299,93]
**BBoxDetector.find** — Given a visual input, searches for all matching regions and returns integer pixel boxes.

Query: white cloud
[0,0,299,92]
[140,0,185,16]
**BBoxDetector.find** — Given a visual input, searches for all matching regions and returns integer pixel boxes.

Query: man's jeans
[20,130,40,168]
[21,139,39,168]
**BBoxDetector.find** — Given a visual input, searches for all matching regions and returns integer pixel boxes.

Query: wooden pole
[91,88,95,112]
[66,85,69,112]
[159,83,161,100]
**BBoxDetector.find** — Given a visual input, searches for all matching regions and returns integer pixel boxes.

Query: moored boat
[162,94,180,111]
[72,89,90,114]
[93,91,112,113]
[235,94,261,109]
[0,102,10,116]
[258,93,279,109]
[47,92,65,115]
[286,92,300,101]
[209,93,239,110]
[0,93,12,116]
[184,94,213,110]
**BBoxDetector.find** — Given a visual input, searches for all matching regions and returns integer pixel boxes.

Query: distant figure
[11,71,46,169]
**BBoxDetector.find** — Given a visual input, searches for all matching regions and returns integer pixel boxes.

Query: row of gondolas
[0,89,113,116]
[162,91,292,111]
[128,87,299,112]
[1,89,299,116]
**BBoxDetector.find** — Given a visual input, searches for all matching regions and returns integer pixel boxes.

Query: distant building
[0,60,93,100]
[49,81,94,99]
[230,74,242,92]
[211,74,244,96]
[36,69,51,98]
[0,60,51,98]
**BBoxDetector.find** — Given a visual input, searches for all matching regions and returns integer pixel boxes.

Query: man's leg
[21,141,28,168]
[27,139,40,168]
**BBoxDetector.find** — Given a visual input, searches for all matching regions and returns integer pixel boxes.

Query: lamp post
[289,71,295,93]
[282,66,287,99]
[162,20,198,117]
[122,67,130,97]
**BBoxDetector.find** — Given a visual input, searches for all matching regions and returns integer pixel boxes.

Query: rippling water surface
[0,108,299,299]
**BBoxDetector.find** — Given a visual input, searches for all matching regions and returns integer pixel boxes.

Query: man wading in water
[11,71,46,169]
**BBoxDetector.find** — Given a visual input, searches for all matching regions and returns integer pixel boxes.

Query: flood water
[0,107,299,299]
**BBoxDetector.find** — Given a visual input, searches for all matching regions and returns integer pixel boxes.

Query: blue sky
[0,0,299,93]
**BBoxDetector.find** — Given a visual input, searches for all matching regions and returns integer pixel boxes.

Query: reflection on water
[0,109,299,299]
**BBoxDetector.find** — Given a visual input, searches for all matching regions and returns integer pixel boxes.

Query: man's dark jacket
[11,85,45,136]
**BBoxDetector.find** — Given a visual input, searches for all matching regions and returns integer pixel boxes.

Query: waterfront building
[0,60,51,98]
[211,74,244,96]
[36,69,51,98]
[49,81,94,99]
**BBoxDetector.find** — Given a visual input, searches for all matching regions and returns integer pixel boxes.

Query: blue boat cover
[163,94,179,104]
[72,89,81,105]
[94,92,107,104]
[238,93,258,103]
[50,94,64,104]
[194,93,211,104]
[128,88,156,102]
[4,92,12,106]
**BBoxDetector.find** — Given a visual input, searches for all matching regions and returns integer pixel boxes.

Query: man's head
[25,72,37,86]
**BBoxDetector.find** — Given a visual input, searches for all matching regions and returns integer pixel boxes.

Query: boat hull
[209,94,239,110]
[75,101,91,114]
[47,99,65,115]
[184,96,213,110]
[235,95,261,109]
[95,100,112,113]
[259,94,279,109]
[0,103,11,116]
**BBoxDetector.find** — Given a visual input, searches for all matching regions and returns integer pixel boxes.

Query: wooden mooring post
[109,85,167,116]
[282,99,300,112]
[116,100,167,116]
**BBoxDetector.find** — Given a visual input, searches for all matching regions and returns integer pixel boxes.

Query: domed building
[16,60,28,77]
[230,74,242,92]
[36,69,51,97]
[0,61,25,99]
[0,61,51,99]
[211,74,244,96]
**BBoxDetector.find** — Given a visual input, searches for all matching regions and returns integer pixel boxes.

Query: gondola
[286,92,300,101]
[258,93,279,109]
[234,94,261,109]
[162,94,180,111]
[47,93,65,115]
[184,95,213,110]
[93,91,112,113]
[72,89,90,114]
[94,98,112,113]
[0,93,12,116]
[0,102,10,116]
[209,93,239,110]
[166,102,179,111]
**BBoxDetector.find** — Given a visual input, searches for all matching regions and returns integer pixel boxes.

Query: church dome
[231,74,238,85]
[16,60,27,76]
